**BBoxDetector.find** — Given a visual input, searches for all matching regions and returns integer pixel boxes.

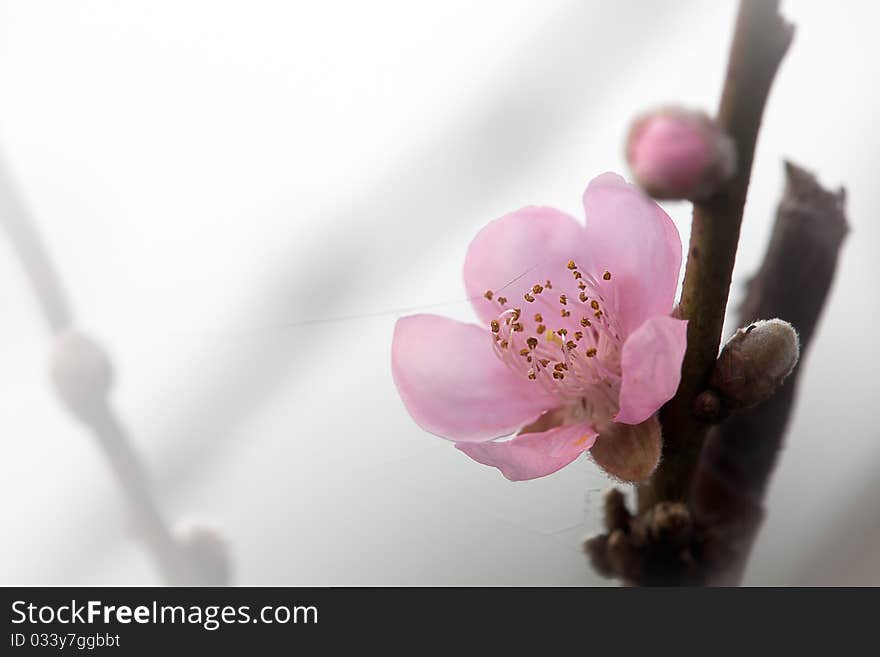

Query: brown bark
[641,0,795,510]
[587,162,848,585]
[692,162,848,584]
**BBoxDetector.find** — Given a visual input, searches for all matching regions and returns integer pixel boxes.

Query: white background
[0,0,878,585]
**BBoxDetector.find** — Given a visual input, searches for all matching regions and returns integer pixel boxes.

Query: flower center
[484,260,623,417]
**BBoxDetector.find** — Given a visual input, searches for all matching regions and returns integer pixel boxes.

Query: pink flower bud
[626,107,735,201]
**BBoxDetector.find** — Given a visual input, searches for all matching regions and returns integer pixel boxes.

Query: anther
[524,292,535,302]
[580,317,591,327]
[559,294,568,305]
[567,260,577,270]
[579,291,588,302]
[545,280,553,289]
[490,320,500,333]
[533,313,543,323]
[519,348,530,357]
[512,322,524,332]
[557,328,568,336]
[553,371,565,380]
[526,337,538,350]
[573,271,583,280]
[574,331,583,341]
[590,300,600,310]
[566,340,577,351]
[603,271,612,280]
[484,290,494,300]
[532,284,544,294]
[560,309,570,318]
[586,347,597,358]
[536,324,546,334]
[578,281,587,290]
[497,296,507,306]
[511,308,521,321]
[528,370,537,380]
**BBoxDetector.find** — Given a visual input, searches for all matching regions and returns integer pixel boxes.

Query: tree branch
[641,0,794,510]
[692,162,848,584]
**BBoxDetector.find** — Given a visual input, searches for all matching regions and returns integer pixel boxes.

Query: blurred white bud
[49,330,113,420]
[626,106,736,201]
[710,319,800,409]
[175,523,232,586]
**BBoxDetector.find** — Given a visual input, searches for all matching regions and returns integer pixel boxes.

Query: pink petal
[392,314,554,443]
[463,206,588,326]
[590,416,662,483]
[615,315,688,425]
[455,421,597,481]
[582,173,682,335]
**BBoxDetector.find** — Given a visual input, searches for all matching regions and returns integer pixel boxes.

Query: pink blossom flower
[391,173,687,482]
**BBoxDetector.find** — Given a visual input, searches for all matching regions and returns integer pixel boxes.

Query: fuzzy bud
[626,106,735,201]
[644,502,692,549]
[590,418,662,484]
[49,330,114,421]
[710,319,800,409]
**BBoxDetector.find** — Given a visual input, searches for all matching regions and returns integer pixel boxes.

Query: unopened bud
[49,330,114,420]
[710,319,799,409]
[584,534,615,578]
[175,523,232,586]
[626,107,735,201]
[603,488,632,533]
[644,502,692,549]
[606,529,641,582]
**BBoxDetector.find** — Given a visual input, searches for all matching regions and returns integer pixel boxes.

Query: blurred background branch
[0,158,229,585]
